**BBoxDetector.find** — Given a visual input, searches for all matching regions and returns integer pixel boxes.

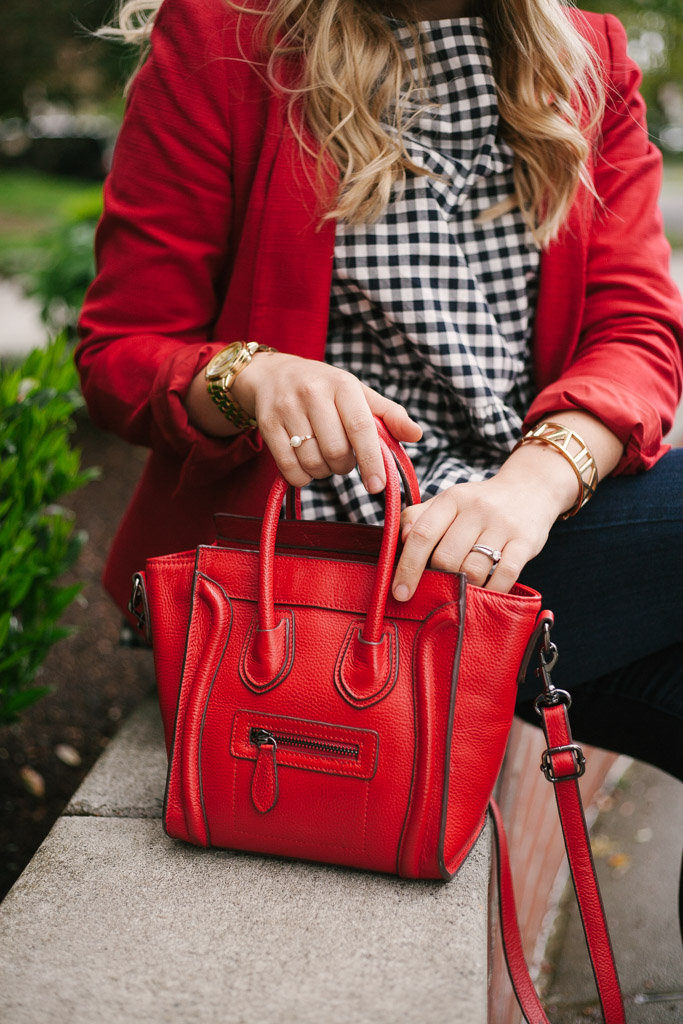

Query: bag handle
[283,418,421,520]
[258,418,418,643]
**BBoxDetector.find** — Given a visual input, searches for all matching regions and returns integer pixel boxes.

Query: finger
[425,513,487,579]
[483,539,531,595]
[392,492,466,601]
[306,403,357,478]
[335,382,386,494]
[283,421,334,480]
[400,498,434,541]
[362,384,423,443]
[262,423,314,488]
[459,535,507,588]
[289,436,333,479]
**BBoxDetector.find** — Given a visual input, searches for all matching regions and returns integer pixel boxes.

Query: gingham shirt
[301,16,540,524]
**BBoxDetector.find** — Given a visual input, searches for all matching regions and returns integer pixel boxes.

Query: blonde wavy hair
[96,0,604,247]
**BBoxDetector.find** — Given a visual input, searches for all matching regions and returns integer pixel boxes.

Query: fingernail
[393,584,409,602]
[366,474,385,494]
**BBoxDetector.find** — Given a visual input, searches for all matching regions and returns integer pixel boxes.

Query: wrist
[512,419,600,519]
[204,341,278,429]
[229,348,278,419]
[498,441,580,519]
[185,370,240,438]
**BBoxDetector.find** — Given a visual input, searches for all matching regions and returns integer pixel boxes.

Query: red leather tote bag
[132,422,543,879]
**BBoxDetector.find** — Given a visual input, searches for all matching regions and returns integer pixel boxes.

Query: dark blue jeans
[515,447,683,781]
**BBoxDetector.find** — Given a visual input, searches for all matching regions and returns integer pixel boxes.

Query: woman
[77,0,682,776]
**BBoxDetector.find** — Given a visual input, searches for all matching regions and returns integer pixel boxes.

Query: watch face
[205,342,243,380]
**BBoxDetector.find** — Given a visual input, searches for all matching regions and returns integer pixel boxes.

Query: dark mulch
[0,415,157,900]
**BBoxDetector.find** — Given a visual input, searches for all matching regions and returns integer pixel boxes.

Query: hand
[392,453,576,598]
[392,408,625,598]
[230,352,422,491]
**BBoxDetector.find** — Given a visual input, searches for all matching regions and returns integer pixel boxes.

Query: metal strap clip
[128,572,151,643]
[533,621,573,714]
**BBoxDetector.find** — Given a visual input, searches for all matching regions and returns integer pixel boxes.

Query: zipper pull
[250,730,279,813]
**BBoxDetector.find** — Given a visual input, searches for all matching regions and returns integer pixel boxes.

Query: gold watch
[205,341,276,430]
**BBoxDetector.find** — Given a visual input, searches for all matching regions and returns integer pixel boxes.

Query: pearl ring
[289,434,315,449]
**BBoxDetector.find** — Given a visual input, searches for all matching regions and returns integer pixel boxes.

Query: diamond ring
[469,544,502,566]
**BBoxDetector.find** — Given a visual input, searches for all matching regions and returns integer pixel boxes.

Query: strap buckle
[540,743,586,782]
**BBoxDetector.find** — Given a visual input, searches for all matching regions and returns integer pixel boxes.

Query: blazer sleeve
[524,13,683,475]
[75,0,263,484]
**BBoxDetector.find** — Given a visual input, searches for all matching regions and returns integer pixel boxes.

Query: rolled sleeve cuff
[523,377,670,476]
[150,342,264,491]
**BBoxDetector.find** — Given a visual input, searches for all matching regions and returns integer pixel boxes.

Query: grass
[0,170,102,278]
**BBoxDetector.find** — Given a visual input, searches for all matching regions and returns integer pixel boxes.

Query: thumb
[363,386,423,443]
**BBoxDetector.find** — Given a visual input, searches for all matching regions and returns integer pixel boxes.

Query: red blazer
[76,0,683,613]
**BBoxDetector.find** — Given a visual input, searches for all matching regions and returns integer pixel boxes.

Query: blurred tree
[0,1,681,147]
[0,1,134,117]
[583,0,683,148]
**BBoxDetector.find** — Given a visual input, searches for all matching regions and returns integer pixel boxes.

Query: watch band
[205,341,276,430]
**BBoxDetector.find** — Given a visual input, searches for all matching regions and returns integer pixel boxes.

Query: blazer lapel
[247,110,338,359]
[533,180,593,390]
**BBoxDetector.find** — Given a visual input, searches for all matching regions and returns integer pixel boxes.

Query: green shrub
[28,190,102,336]
[0,334,98,723]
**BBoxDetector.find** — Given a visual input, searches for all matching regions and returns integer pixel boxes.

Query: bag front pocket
[214,711,379,864]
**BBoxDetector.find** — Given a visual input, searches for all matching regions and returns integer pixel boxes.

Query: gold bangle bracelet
[512,421,598,519]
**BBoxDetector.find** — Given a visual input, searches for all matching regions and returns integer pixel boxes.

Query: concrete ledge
[0,698,491,1024]
[65,696,166,819]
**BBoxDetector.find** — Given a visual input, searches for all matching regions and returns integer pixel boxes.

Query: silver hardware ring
[289,434,315,449]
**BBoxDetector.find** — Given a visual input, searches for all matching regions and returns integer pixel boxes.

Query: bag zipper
[250,727,359,760]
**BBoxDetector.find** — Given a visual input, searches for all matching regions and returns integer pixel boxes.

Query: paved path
[544,761,683,1022]
[0,279,45,357]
